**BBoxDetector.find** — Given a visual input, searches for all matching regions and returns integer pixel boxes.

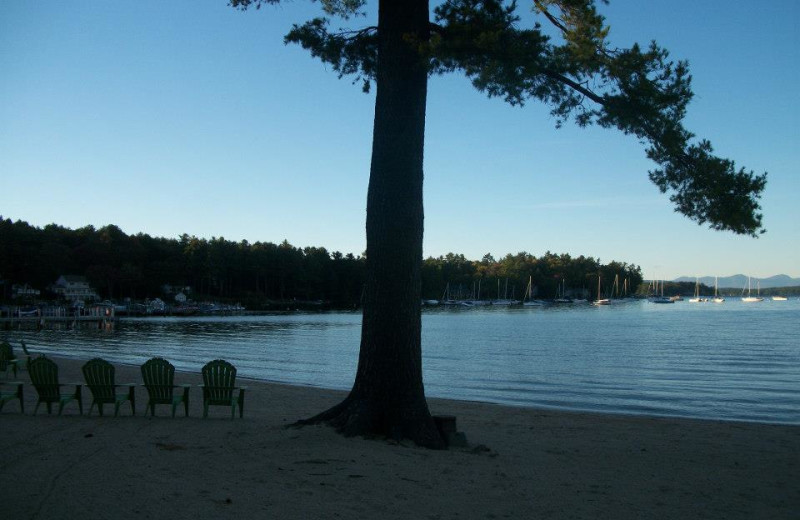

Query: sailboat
[593,275,610,305]
[440,282,458,306]
[523,276,544,306]
[609,274,620,303]
[712,276,725,303]
[689,277,707,303]
[648,279,673,304]
[741,276,764,302]
[466,279,491,306]
[494,278,519,306]
[553,277,572,304]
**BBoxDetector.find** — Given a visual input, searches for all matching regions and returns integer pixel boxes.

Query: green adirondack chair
[29,356,83,415]
[82,358,136,417]
[0,341,19,379]
[141,357,189,417]
[201,359,246,419]
[0,382,24,413]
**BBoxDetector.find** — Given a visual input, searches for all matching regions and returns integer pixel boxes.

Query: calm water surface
[13,299,800,424]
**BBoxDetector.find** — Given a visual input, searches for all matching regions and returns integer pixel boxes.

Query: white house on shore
[51,275,99,304]
[12,283,41,300]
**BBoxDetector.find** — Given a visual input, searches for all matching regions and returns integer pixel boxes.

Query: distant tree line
[421,252,643,301]
[0,217,644,307]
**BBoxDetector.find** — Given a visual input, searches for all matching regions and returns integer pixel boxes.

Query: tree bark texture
[299,0,445,448]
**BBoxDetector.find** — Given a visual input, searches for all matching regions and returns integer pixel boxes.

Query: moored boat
[741,277,764,302]
[688,277,708,302]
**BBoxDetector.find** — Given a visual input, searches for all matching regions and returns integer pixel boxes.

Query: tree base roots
[290,395,447,450]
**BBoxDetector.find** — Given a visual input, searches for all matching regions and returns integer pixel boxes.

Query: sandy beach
[1,355,797,520]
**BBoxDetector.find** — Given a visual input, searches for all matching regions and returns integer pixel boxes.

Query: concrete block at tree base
[433,415,467,447]
[433,414,457,434]
[446,431,468,448]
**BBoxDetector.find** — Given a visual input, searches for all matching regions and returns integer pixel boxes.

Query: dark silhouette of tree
[230,0,766,447]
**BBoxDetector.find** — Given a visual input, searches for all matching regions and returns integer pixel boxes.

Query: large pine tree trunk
[298,0,445,448]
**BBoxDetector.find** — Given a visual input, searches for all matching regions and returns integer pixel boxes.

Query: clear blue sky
[1,1,798,280]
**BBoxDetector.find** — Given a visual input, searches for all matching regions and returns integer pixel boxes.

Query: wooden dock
[1,305,117,331]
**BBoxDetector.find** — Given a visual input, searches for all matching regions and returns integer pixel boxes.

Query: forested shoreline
[1,217,646,308]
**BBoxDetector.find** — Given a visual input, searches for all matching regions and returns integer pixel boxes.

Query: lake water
[11,299,800,425]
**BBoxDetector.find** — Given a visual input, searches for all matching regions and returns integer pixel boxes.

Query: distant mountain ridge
[672,274,800,289]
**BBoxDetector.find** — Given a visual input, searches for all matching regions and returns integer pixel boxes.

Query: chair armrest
[67,383,82,391]
[66,384,82,401]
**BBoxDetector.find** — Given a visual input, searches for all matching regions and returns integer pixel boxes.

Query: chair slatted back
[202,359,236,404]
[29,356,60,402]
[83,358,116,401]
[0,342,12,372]
[141,357,175,401]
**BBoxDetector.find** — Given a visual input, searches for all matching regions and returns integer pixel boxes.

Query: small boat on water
[648,279,674,303]
[522,276,545,306]
[493,278,520,306]
[712,276,725,303]
[650,296,674,304]
[593,275,610,305]
[771,296,788,301]
[553,278,573,304]
[688,277,708,303]
[741,277,764,303]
